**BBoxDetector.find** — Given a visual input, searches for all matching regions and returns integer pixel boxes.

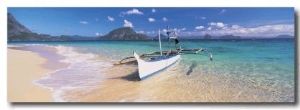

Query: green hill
[99,27,150,40]
[7,13,40,41]
[7,13,73,41]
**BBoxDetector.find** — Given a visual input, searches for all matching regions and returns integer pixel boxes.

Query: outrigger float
[114,25,213,80]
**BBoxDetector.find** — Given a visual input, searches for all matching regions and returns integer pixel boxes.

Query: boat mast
[158,29,163,56]
[174,31,178,49]
[167,25,171,50]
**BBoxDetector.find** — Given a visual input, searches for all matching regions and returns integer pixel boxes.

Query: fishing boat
[114,25,213,80]
[133,28,181,80]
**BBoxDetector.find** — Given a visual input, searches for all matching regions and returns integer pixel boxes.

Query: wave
[34,45,113,102]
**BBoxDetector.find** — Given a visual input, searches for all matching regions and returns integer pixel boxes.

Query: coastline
[7,47,53,102]
[6,41,294,102]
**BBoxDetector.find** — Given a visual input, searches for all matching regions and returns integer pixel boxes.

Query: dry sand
[7,48,53,102]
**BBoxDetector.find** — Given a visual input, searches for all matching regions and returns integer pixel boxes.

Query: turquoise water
[8,38,295,102]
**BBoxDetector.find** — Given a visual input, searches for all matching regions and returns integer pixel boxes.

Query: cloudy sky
[8,7,294,37]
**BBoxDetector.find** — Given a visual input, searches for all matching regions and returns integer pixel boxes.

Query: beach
[7,40,295,102]
[7,47,53,102]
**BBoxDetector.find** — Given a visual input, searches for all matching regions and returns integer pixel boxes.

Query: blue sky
[8,7,294,37]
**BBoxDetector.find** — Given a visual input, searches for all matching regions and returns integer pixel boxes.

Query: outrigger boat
[114,25,213,80]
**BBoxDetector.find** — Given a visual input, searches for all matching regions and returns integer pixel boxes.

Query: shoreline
[7,47,54,102]
[6,43,294,102]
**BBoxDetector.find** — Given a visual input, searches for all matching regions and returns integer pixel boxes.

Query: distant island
[203,34,212,39]
[274,35,294,39]
[98,27,150,40]
[7,13,294,41]
[153,34,168,39]
[219,35,241,39]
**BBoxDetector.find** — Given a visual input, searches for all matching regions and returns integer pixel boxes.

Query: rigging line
[182,36,207,48]
[179,38,201,49]
[175,38,195,48]
[176,37,213,61]
[180,37,212,52]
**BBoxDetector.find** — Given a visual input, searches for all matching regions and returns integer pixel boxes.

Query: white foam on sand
[34,45,113,102]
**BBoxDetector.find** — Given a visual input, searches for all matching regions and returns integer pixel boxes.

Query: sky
[7,7,294,37]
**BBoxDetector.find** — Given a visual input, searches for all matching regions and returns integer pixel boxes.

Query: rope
[177,38,213,61]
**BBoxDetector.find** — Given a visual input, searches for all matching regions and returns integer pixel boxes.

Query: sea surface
[8,38,295,102]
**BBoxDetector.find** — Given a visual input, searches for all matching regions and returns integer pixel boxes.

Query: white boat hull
[133,52,180,80]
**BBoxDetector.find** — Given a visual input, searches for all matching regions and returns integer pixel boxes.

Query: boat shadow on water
[186,61,198,76]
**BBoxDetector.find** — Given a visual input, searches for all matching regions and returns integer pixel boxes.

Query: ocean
[8,38,295,102]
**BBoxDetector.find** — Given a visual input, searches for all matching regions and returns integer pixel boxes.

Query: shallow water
[8,39,295,102]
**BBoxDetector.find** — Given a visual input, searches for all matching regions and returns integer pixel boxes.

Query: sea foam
[34,45,113,102]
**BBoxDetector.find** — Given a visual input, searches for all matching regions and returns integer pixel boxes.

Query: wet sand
[60,61,293,102]
[7,47,53,102]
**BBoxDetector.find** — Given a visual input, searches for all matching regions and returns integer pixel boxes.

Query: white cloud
[174,28,187,32]
[79,21,88,24]
[179,23,294,37]
[173,28,178,31]
[220,9,226,14]
[192,24,294,37]
[123,19,133,27]
[163,17,167,22]
[120,8,144,16]
[162,29,167,33]
[152,8,156,13]
[208,22,227,29]
[95,32,102,36]
[148,18,155,22]
[195,26,205,30]
[231,25,241,29]
[146,31,156,34]
[107,16,115,21]
[208,22,216,26]
[216,22,225,28]
[161,28,185,33]
[136,31,144,34]
[207,27,212,30]
[196,16,206,19]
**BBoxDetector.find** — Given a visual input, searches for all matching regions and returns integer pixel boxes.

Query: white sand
[7,48,53,102]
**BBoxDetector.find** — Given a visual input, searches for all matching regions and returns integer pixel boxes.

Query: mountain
[70,35,99,40]
[7,13,32,35]
[70,35,85,38]
[7,13,39,41]
[219,35,241,39]
[274,34,294,38]
[99,27,150,40]
[203,34,212,39]
[7,13,74,41]
[153,34,168,39]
